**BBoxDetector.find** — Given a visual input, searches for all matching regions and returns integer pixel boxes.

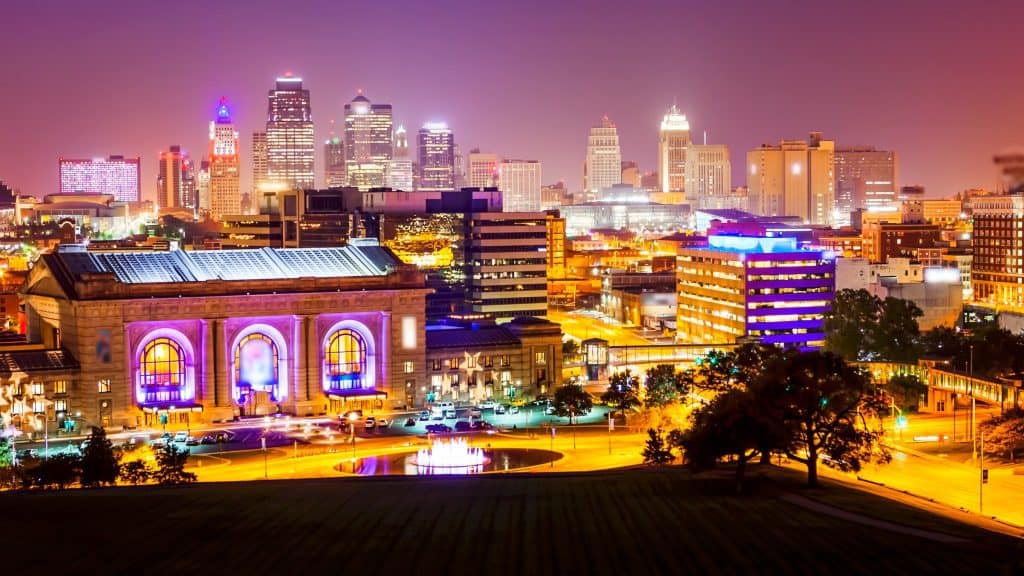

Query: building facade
[208,98,241,219]
[157,145,196,212]
[16,244,429,431]
[658,105,690,195]
[499,160,542,213]
[58,156,141,203]
[584,116,621,198]
[464,211,550,318]
[417,122,456,191]
[748,132,835,226]
[676,234,835,350]
[972,195,1024,307]
[834,146,898,218]
[468,151,500,189]
[685,144,731,209]
[251,131,269,203]
[324,136,346,188]
[344,93,393,190]
[266,76,315,190]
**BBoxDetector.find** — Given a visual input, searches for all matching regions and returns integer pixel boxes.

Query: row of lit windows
[747,273,833,281]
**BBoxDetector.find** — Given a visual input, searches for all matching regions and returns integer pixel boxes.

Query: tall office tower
[417,122,455,191]
[58,156,141,202]
[266,75,315,189]
[994,151,1024,193]
[583,116,621,198]
[621,161,641,188]
[196,161,211,212]
[970,195,1024,306]
[747,132,835,226]
[658,105,691,195]
[464,211,550,319]
[685,144,732,209]
[324,136,346,187]
[157,145,197,210]
[251,131,268,195]
[468,150,500,188]
[206,98,242,219]
[394,125,409,158]
[499,160,543,212]
[676,234,835,350]
[453,145,466,188]
[385,159,414,190]
[834,146,898,217]
[343,93,393,190]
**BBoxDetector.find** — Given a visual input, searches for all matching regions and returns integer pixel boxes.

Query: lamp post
[349,413,358,474]
[970,344,977,459]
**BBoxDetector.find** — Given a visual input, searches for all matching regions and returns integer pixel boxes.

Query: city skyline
[2,0,1022,201]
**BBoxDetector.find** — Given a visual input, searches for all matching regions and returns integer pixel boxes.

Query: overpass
[857,360,1023,414]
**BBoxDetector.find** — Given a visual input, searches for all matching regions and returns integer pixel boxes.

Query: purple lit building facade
[59,156,141,202]
[676,235,835,350]
[19,244,428,428]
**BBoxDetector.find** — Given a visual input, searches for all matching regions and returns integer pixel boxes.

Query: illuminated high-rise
[468,151,500,188]
[394,125,409,158]
[583,116,621,198]
[658,105,690,195]
[324,136,346,187]
[417,122,455,191]
[266,75,314,190]
[747,132,835,226]
[207,98,241,219]
[344,93,393,190]
[251,131,268,195]
[499,160,542,212]
[157,145,196,211]
[834,146,898,218]
[58,156,141,202]
[685,144,731,209]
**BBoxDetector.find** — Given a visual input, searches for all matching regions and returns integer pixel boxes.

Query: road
[547,309,652,346]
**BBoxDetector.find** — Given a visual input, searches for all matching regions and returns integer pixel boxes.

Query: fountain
[410,438,489,475]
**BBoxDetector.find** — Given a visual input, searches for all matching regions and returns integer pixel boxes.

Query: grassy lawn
[5,468,1022,575]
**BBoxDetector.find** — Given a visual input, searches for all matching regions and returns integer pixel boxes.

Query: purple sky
[3,0,1022,201]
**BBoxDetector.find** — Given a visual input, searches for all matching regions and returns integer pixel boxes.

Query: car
[454,421,471,432]
[341,409,364,421]
[376,418,390,427]
[509,405,520,415]
[468,408,482,418]
[200,434,217,445]
[426,423,451,434]
[215,432,231,443]
[173,431,188,443]
[18,449,38,460]
[545,405,557,415]
[478,400,497,410]
[495,404,507,415]
[404,417,417,427]
[185,436,199,446]
[364,417,376,430]
[79,439,91,452]
[471,420,491,430]
[431,412,443,421]
[443,409,457,420]
[419,411,430,421]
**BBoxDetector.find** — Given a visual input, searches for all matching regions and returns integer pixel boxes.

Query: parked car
[454,421,471,432]
[215,432,232,443]
[185,436,200,446]
[444,409,457,420]
[471,420,491,430]
[426,423,452,434]
[478,400,497,410]
[200,434,217,445]
[18,449,38,460]
[419,411,431,421]
[545,405,557,415]
[376,418,390,427]
[173,431,189,443]
[509,405,520,415]
[495,404,507,415]
[468,408,482,418]
[341,409,364,421]
[404,417,417,427]
[364,417,376,430]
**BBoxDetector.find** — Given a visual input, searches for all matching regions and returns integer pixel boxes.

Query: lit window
[53,381,67,394]
[324,329,366,390]
[139,338,185,388]
[234,333,280,400]
[32,400,46,414]
[535,352,547,366]
[30,382,44,396]
[404,361,415,374]
[54,399,67,412]
[431,359,442,371]
[98,379,111,393]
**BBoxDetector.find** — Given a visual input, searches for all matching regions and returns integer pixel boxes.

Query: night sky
[3,0,1022,201]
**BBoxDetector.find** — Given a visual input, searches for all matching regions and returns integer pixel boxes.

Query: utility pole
[980,431,985,515]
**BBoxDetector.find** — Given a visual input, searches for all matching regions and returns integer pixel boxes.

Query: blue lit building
[676,234,835,350]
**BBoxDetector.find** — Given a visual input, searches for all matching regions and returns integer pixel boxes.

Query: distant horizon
[3,0,1022,201]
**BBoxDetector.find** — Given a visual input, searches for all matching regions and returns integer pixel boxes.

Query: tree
[0,435,12,468]
[643,364,688,408]
[824,289,882,361]
[552,384,594,425]
[764,350,890,487]
[642,428,675,465]
[601,371,641,416]
[980,409,1024,463]
[562,339,580,358]
[25,453,80,490]
[154,443,196,485]
[80,427,120,487]
[119,460,154,485]
[886,374,927,412]
[873,297,923,362]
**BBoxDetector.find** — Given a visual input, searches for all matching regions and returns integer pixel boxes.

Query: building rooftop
[425,324,522,349]
[0,349,79,376]
[694,208,757,220]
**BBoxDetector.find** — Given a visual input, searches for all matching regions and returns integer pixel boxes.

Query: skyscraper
[747,132,835,226]
[499,160,542,212]
[58,156,141,202]
[324,136,346,188]
[685,144,731,209]
[208,98,241,219]
[834,146,898,218]
[417,122,455,191]
[658,105,690,195]
[583,116,621,198]
[251,131,268,192]
[343,93,393,190]
[157,145,196,211]
[468,151,500,188]
[266,75,314,190]
[394,125,409,158]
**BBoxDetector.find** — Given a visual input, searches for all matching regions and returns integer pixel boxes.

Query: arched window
[324,329,366,390]
[234,333,279,398]
[138,337,186,403]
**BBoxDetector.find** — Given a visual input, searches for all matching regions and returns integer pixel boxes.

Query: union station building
[2,242,562,433]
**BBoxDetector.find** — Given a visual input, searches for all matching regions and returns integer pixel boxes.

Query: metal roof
[53,246,396,285]
[0,349,79,375]
[425,325,522,349]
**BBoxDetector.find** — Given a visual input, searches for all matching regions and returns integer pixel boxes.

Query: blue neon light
[707,235,798,253]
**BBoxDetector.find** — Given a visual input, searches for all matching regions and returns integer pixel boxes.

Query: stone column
[380,311,391,402]
[213,319,230,409]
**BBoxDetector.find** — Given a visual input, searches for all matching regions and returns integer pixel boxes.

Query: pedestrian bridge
[857,360,1023,413]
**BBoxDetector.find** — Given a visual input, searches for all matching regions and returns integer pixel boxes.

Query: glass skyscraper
[417,122,455,191]
[266,76,314,190]
[344,93,392,190]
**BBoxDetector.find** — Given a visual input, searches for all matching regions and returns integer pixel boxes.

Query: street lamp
[349,412,359,473]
